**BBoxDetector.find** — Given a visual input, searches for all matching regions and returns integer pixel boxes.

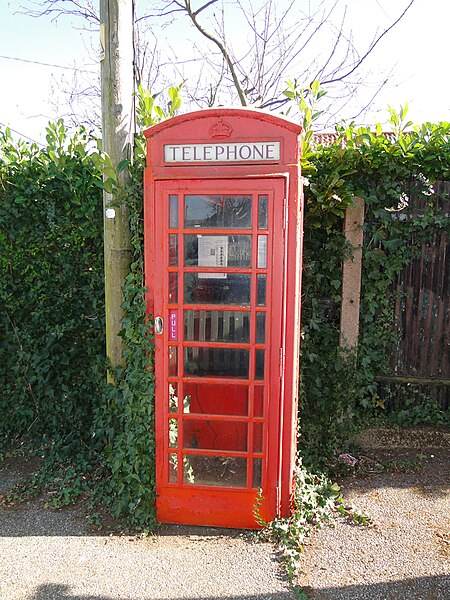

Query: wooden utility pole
[100,0,134,374]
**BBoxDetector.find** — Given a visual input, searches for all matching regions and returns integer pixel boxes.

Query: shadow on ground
[24,576,450,600]
[27,584,295,600]
[341,448,450,496]
[302,574,450,600]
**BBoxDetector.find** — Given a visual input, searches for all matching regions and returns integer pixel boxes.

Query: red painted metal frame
[144,109,303,528]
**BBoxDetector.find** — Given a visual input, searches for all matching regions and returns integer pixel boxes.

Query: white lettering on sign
[164,142,280,163]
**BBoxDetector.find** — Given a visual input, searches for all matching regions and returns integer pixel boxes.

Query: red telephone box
[144,108,303,529]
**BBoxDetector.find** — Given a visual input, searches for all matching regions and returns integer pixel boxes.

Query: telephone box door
[154,178,286,529]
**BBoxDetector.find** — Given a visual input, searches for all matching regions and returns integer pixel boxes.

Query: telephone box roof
[144,107,302,139]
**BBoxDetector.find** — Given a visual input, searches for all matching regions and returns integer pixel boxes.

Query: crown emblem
[209,118,233,139]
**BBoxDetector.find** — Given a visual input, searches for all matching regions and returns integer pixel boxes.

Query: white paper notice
[198,235,228,279]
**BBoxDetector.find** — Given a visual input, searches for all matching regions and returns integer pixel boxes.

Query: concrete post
[340,196,365,349]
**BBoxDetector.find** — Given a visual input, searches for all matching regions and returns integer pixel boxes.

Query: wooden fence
[382,181,449,410]
[341,184,449,411]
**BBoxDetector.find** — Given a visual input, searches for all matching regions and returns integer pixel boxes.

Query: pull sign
[169,310,178,341]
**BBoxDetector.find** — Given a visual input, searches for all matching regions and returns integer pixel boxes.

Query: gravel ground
[1,433,449,600]
[0,458,295,600]
[297,447,450,600]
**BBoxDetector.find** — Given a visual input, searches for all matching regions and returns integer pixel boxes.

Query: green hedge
[0,121,105,442]
[1,111,448,527]
[298,119,450,465]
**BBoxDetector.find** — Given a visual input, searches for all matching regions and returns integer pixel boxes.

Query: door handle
[154,316,164,335]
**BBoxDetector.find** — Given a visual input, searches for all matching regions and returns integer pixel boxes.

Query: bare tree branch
[17,0,418,128]
[18,0,99,27]
[321,0,416,86]
[194,0,219,18]
[178,0,248,105]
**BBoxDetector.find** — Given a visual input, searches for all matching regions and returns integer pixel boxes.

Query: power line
[374,0,391,19]
[0,54,97,74]
[0,121,43,145]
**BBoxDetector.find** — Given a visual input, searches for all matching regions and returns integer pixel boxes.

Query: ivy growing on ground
[254,459,372,588]
[93,156,157,528]
[90,85,185,527]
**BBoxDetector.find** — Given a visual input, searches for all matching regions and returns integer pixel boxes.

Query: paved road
[0,459,295,600]
[297,447,450,600]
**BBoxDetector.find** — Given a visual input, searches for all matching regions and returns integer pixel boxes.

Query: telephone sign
[144,108,303,528]
[164,141,280,163]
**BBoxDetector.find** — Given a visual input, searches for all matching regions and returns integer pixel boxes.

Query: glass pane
[183,455,247,487]
[183,382,248,415]
[253,458,262,488]
[184,310,250,343]
[183,393,191,413]
[169,234,178,266]
[255,349,265,380]
[169,272,178,303]
[168,454,178,483]
[253,423,263,453]
[169,346,178,376]
[256,313,265,343]
[183,420,247,451]
[184,195,252,229]
[258,195,268,229]
[169,383,178,413]
[169,418,178,448]
[257,274,266,306]
[257,235,267,269]
[184,273,251,305]
[254,387,264,417]
[185,235,251,268]
[185,347,249,378]
[169,195,178,228]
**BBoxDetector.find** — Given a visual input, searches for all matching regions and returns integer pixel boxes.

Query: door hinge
[283,198,288,230]
[276,485,281,515]
[279,347,285,378]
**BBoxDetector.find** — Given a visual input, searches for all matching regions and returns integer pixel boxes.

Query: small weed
[336,502,374,527]
[86,510,103,527]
